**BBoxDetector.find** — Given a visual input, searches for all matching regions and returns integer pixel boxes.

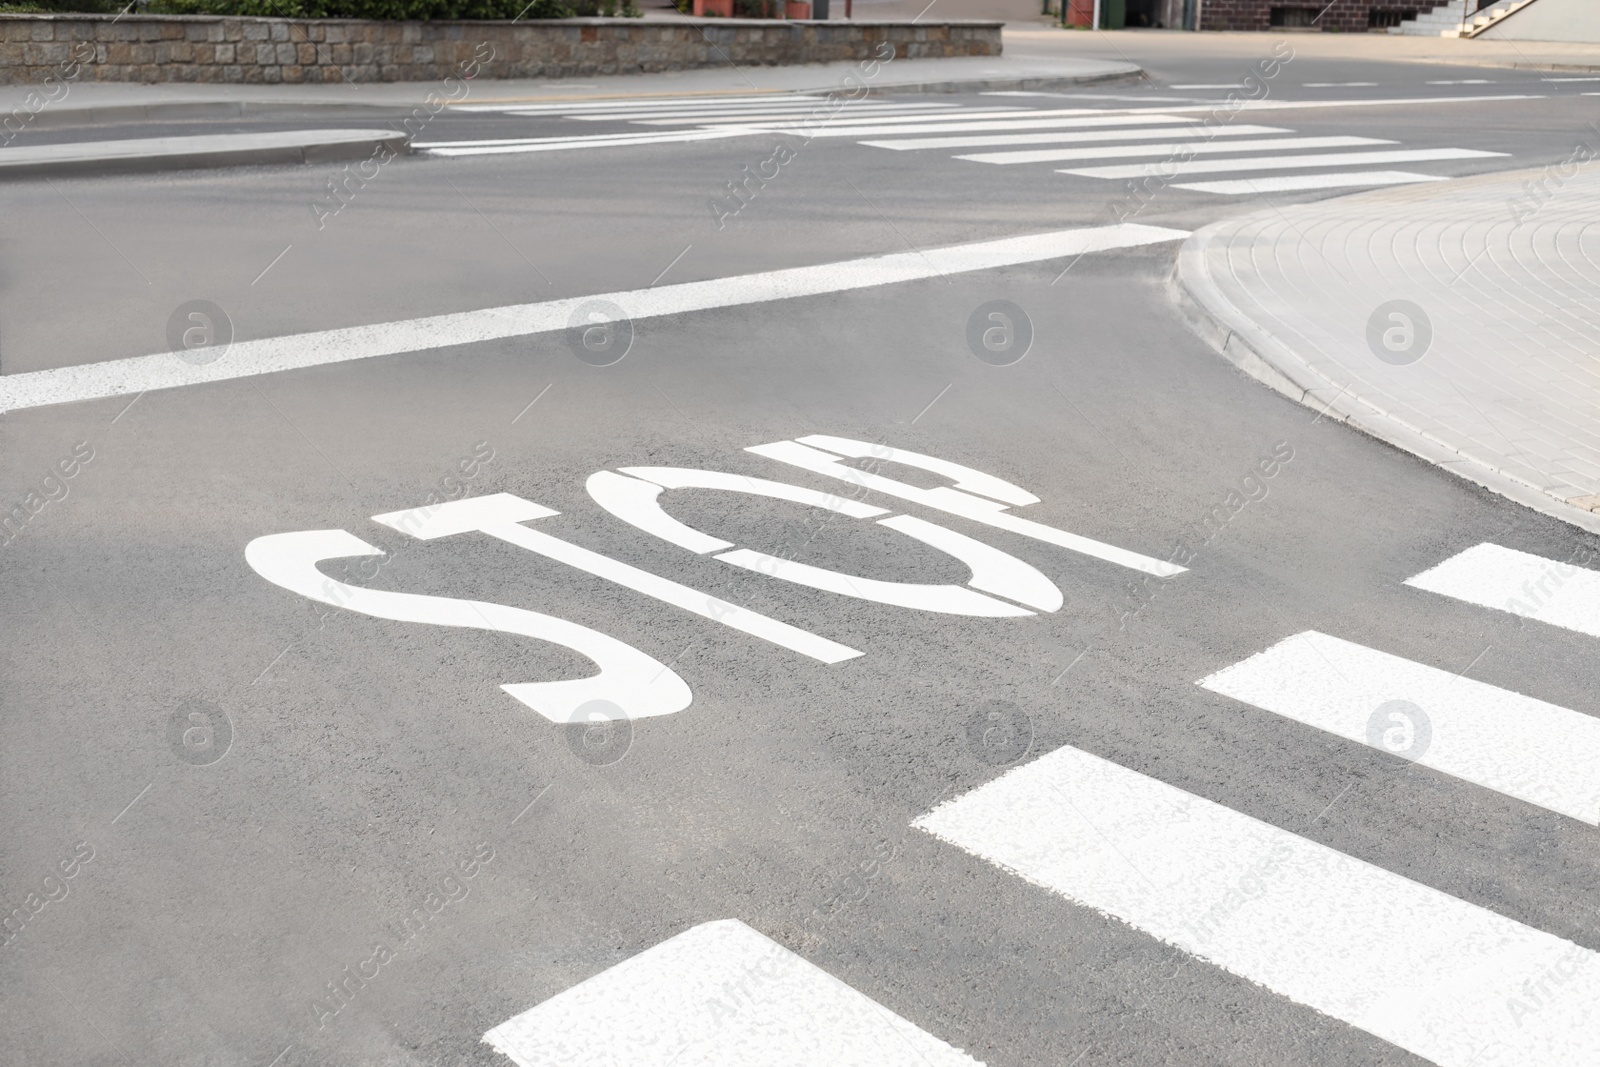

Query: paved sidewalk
[1175,165,1600,536]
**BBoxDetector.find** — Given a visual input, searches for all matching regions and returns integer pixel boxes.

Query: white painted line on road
[636,107,1032,127]
[452,94,819,113]
[958,135,1392,166]
[372,492,866,665]
[1171,170,1448,194]
[416,128,758,155]
[1302,82,1378,87]
[862,124,1293,151]
[0,223,1189,414]
[1198,629,1600,823]
[1061,147,1505,179]
[1169,83,1240,89]
[1406,542,1600,639]
[483,919,983,1067]
[914,743,1600,1067]
[747,437,1185,578]
[1542,77,1600,82]
[792,114,1201,139]
[572,104,956,124]
[1427,79,1492,85]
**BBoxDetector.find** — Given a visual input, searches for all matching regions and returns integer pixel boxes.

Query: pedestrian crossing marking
[1406,543,1600,640]
[862,123,1293,151]
[1198,630,1600,823]
[915,743,1600,1067]
[483,919,984,1066]
[956,134,1393,166]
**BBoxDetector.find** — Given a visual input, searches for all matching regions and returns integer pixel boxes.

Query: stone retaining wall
[0,14,1000,84]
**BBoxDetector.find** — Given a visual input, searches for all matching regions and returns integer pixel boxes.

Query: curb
[16,64,1144,129]
[0,128,408,180]
[1169,221,1600,538]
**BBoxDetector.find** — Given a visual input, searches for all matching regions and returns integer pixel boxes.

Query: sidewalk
[0,52,1140,128]
[1175,165,1600,536]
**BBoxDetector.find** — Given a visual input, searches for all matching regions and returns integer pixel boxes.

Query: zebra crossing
[918,541,1600,1067]
[482,542,1600,1067]
[423,91,1520,196]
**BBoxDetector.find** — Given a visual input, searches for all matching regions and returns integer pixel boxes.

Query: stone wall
[1200,0,1430,31]
[0,14,1001,85]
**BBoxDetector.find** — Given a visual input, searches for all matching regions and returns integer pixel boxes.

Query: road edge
[0,129,410,180]
[1168,222,1600,538]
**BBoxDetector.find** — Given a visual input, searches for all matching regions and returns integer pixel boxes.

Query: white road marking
[1060,146,1505,179]
[862,123,1293,151]
[0,223,1188,415]
[572,103,957,123]
[416,127,758,155]
[1302,82,1378,87]
[1406,543,1600,639]
[1427,79,1493,85]
[747,438,1185,578]
[452,93,823,113]
[245,528,694,722]
[1172,170,1449,194]
[372,493,865,666]
[1169,83,1241,89]
[1542,77,1600,82]
[483,919,983,1067]
[914,743,1600,1067]
[957,135,1392,166]
[1198,630,1600,823]
[770,114,1199,138]
[633,107,1034,127]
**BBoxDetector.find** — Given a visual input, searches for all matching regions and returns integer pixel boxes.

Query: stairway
[1387,0,1537,36]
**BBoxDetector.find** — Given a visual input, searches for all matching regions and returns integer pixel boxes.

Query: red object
[785,0,811,14]
[692,0,733,13]
[1066,0,1094,24]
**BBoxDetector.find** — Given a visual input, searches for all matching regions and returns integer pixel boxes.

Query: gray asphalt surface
[4,30,1600,1067]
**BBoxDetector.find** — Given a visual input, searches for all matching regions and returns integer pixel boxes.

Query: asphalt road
[4,31,1600,1067]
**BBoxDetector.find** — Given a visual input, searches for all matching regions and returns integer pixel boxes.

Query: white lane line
[571,104,958,123]
[1172,170,1449,194]
[1427,79,1493,85]
[862,123,1293,151]
[1406,542,1600,639]
[1542,77,1600,82]
[1302,81,1378,87]
[0,223,1187,415]
[1060,146,1505,179]
[416,128,760,155]
[914,744,1600,1067]
[483,919,983,1067]
[1198,630,1600,823]
[634,108,1032,127]
[958,135,1392,166]
[1169,83,1241,89]
[788,114,1201,139]
[452,94,819,113]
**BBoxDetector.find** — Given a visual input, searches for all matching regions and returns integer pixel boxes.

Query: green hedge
[3,0,640,15]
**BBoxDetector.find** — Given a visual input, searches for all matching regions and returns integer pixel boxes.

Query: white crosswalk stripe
[483,919,983,1066]
[861,123,1293,151]
[1406,543,1600,639]
[1198,630,1600,823]
[915,744,1600,1067]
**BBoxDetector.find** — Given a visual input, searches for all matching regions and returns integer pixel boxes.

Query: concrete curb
[1169,221,1600,538]
[0,128,408,179]
[17,64,1142,129]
